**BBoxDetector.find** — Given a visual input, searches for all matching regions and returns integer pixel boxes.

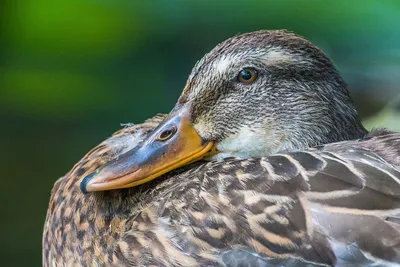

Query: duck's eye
[237,68,257,84]
[158,126,177,141]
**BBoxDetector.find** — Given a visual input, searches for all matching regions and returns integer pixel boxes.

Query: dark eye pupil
[240,70,252,80]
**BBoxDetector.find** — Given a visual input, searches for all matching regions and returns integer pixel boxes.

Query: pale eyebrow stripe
[260,49,295,66]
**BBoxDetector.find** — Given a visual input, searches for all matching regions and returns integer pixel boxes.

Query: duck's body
[43,119,400,266]
[43,30,400,266]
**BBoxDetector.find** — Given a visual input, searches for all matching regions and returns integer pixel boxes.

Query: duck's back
[114,133,400,266]
[43,121,400,266]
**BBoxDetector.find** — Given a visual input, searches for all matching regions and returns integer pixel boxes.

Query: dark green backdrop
[1,1,400,266]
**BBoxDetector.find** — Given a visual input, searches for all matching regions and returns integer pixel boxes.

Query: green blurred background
[1,1,400,266]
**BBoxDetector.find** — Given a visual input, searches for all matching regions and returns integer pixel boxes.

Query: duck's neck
[207,120,367,161]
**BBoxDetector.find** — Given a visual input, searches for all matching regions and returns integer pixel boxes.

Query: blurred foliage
[0,1,400,266]
[364,95,400,131]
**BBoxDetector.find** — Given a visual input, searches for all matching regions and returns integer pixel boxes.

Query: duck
[43,30,400,266]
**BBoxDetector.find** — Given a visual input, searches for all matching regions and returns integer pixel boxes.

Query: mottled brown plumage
[43,30,400,266]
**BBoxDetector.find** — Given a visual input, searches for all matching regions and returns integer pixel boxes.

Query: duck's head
[82,30,366,193]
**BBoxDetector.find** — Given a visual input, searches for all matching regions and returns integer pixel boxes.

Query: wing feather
[46,120,400,266]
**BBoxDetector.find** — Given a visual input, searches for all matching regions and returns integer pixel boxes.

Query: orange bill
[81,106,215,193]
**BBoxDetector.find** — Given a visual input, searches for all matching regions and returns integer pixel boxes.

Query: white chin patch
[210,125,282,159]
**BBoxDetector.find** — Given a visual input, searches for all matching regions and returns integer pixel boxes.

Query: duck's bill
[81,107,215,193]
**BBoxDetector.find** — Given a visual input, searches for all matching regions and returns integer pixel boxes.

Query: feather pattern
[43,116,400,266]
[42,30,400,266]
